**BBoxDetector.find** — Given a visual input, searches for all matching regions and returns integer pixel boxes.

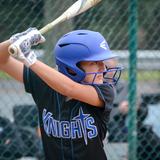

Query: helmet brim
[84,51,118,62]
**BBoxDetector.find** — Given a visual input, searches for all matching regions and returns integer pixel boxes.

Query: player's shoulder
[23,66,53,93]
[92,83,114,95]
[92,83,115,107]
[23,66,47,85]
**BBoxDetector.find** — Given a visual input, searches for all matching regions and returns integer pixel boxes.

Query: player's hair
[54,30,118,83]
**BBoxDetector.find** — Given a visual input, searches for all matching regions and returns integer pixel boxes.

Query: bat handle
[39,24,53,34]
[39,15,66,35]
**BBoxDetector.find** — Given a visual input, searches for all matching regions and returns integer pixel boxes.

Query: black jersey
[23,66,114,160]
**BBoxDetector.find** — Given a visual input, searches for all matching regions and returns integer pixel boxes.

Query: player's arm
[0,40,24,82]
[30,61,104,107]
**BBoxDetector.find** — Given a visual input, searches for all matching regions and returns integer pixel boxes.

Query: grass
[0,71,11,79]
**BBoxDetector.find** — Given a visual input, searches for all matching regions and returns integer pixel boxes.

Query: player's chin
[96,81,103,84]
[94,77,103,84]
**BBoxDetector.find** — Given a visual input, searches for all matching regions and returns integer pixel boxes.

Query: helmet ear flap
[56,60,86,82]
[66,67,77,76]
[66,61,86,76]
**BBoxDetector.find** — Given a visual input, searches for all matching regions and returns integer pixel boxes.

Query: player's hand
[10,27,45,44]
[9,28,45,67]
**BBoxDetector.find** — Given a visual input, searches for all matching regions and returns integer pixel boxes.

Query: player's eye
[90,62,97,65]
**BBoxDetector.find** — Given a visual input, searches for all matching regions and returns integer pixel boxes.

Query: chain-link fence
[0,0,160,160]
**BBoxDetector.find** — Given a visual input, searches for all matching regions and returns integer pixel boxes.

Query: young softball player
[0,28,122,160]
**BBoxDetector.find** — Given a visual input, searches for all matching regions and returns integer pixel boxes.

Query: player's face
[103,59,117,83]
[80,61,106,84]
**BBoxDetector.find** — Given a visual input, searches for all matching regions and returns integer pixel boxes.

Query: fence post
[128,0,138,160]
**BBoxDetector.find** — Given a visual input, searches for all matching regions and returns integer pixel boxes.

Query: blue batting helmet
[54,30,118,83]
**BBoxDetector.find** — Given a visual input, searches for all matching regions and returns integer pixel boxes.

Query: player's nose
[97,61,105,71]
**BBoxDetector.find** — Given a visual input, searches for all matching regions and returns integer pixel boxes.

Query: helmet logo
[100,40,108,50]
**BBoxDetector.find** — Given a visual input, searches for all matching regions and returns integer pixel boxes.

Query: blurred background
[0,0,160,160]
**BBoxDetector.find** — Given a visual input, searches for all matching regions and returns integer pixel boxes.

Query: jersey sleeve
[93,84,115,112]
[23,66,53,106]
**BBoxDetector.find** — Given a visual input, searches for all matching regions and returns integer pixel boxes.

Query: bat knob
[8,45,18,57]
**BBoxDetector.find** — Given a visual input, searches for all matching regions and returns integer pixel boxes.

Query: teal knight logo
[42,107,98,145]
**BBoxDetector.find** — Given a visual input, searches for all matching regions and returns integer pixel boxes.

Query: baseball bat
[8,0,102,56]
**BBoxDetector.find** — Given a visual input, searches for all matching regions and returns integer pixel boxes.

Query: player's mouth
[97,73,103,78]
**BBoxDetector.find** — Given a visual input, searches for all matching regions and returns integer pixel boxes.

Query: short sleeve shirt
[23,66,114,160]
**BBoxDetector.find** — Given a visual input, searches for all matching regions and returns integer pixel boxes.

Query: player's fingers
[27,28,46,45]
